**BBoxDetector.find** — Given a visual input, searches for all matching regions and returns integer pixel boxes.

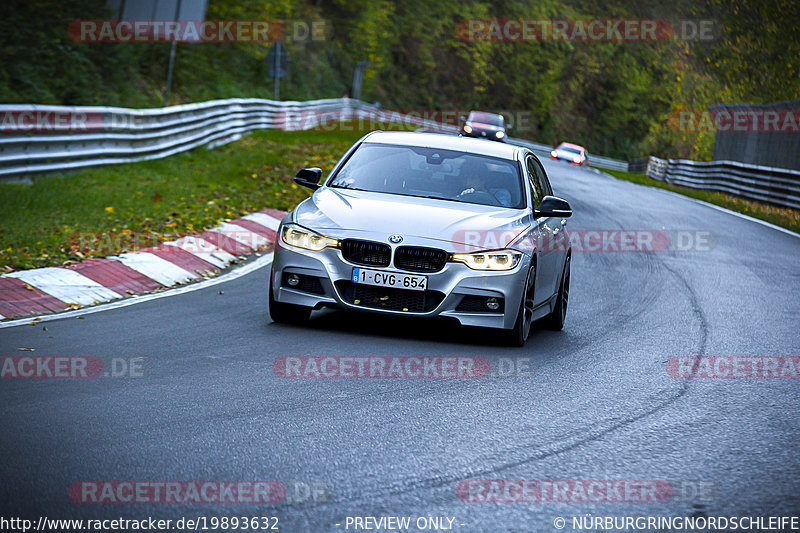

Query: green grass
[6,131,796,273]
[0,127,373,271]
[599,168,800,235]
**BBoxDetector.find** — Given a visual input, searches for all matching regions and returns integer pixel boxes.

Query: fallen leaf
[17,347,34,351]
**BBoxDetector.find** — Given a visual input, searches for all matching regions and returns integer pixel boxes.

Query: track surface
[2,160,800,532]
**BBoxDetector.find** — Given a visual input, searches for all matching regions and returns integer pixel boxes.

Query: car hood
[292,188,531,251]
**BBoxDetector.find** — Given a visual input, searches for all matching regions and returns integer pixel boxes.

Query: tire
[503,265,536,347]
[542,254,570,331]
[269,274,311,324]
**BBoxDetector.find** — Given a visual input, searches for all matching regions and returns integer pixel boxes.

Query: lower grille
[341,239,391,267]
[282,274,325,295]
[394,246,448,273]
[335,281,444,313]
[456,295,505,313]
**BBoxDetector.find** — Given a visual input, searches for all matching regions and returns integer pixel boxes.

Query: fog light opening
[286,274,301,287]
[485,297,500,311]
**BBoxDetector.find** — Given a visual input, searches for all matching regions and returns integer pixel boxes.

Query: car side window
[529,156,552,197]
[526,157,542,207]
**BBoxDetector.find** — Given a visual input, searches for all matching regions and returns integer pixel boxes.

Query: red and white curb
[0,209,286,320]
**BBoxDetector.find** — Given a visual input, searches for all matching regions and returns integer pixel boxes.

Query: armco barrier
[0,97,633,179]
[0,98,456,180]
[646,156,800,210]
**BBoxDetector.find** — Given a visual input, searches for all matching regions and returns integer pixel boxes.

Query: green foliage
[0,128,368,270]
[0,0,794,158]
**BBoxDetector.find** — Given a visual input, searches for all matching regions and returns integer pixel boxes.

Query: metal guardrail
[0,98,457,180]
[646,156,800,210]
[0,98,353,178]
[507,138,553,158]
[0,96,633,179]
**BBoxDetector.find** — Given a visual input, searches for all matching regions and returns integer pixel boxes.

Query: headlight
[451,250,522,271]
[573,156,581,163]
[496,131,505,138]
[550,150,557,158]
[280,224,339,251]
[463,125,473,133]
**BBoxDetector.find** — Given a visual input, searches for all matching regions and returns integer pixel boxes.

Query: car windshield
[559,145,582,155]
[329,143,525,208]
[468,112,504,126]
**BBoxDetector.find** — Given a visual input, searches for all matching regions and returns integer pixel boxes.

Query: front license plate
[352,268,427,291]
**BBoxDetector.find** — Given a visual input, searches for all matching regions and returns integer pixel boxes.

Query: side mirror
[535,195,572,218]
[294,167,322,190]
[460,115,467,122]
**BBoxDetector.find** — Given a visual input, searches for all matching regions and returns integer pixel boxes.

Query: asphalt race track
[2,160,799,532]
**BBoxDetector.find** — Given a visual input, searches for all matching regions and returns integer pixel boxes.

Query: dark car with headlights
[460,111,507,142]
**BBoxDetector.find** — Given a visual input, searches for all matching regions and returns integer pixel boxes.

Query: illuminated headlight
[496,131,505,138]
[550,150,557,158]
[463,125,473,133]
[451,250,522,271]
[573,156,581,163]
[280,224,338,251]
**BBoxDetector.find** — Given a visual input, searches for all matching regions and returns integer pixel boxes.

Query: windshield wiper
[331,185,371,192]
[407,194,453,202]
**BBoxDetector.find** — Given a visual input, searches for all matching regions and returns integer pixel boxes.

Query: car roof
[468,111,505,124]
[362,131,520,160]
[557,142,586,150]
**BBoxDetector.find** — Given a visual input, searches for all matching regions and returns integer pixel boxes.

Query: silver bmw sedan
[269,131,572,346]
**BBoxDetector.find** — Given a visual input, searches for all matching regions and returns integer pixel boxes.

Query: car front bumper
[270,236,531,330]
[551,154,585,165]
[461,129,506,142]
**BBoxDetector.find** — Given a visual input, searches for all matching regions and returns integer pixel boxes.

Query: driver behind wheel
[457,174,512,207]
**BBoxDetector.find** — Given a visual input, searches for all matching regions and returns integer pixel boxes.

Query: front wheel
[503,266,535,347]
[269,274,311,324]
[542,254,570,331]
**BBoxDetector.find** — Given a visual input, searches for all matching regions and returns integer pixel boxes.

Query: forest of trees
[1,0,797,161]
